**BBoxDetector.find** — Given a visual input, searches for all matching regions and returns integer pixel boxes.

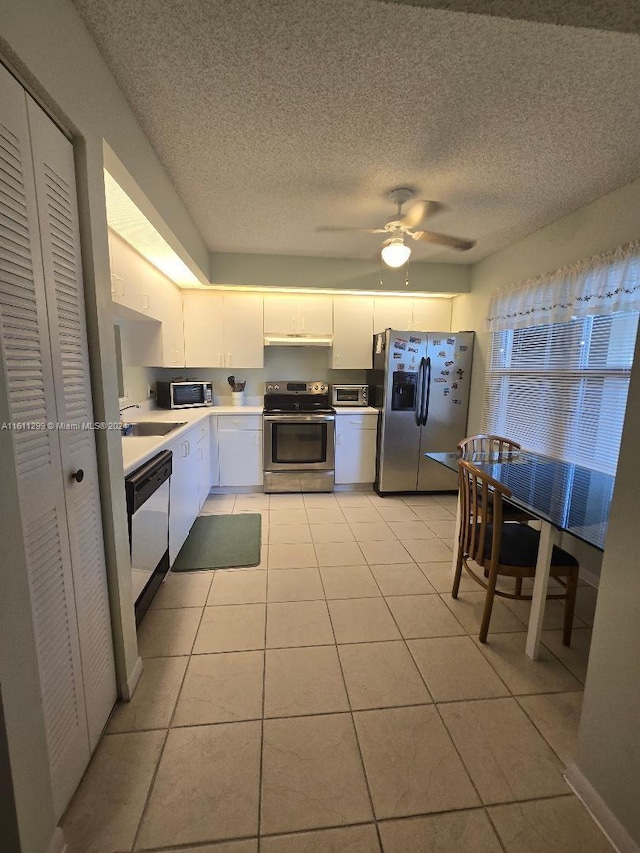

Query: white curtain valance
[486,241,640,331]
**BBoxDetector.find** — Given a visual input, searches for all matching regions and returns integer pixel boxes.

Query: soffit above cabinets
[104,171,201,287]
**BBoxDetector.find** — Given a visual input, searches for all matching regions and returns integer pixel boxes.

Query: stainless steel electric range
[263,381,335,493]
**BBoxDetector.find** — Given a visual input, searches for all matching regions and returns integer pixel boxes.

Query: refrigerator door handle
[414,358,424,427]
[422,356,431,426]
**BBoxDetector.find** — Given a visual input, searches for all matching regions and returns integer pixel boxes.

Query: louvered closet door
[0,65,90,817]
[27,99,116,750]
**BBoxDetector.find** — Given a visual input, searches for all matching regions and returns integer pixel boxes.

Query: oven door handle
[263,414,335,423]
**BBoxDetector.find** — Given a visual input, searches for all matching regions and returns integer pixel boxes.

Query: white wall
[211,251,470,293]
[573,323,640,845]
[452,176,640,846]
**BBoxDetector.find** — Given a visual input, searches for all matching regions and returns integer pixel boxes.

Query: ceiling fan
[319,187,476,267]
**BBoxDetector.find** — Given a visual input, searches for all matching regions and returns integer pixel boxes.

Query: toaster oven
[331,384,369,407]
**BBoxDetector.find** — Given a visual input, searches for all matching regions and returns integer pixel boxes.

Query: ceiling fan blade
[400,200,443,229]
[317,226,385,233]
[412,230,476,251]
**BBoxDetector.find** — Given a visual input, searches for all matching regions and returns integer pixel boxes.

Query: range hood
[264,334,333,347]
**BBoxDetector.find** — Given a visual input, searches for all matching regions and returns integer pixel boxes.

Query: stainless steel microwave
[331,384,369,407]
[156,381,213,409]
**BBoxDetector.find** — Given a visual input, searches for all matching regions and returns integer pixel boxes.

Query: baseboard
[565,762,640,853]
[123,655,144,701]
[47,827,67,853]
[208,487,263,495]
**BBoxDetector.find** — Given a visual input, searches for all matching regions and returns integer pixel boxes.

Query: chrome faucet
[119,403,141,435]
[119,403,141,417]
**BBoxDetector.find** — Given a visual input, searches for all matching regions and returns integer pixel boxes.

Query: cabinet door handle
[253,433,260,446]
[218,352,223,367]
[181,441,188,457]
[110,274,117,295]
[143,293,150,309]
[227,353,232,367]
[336,434,342,445]
[197,447,203,461]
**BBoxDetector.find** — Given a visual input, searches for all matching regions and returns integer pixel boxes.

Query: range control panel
[265,381,327,394]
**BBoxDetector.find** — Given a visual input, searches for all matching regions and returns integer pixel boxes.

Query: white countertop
[121,405,262,475]
[334,406,379,415]
[121,404,379,476]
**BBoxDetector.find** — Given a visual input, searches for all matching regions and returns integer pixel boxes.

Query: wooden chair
[458,434,522,456]
[458,434,533,531]
[453,458,579,645]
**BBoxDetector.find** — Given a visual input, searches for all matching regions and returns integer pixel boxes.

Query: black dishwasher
[125,449,172,625]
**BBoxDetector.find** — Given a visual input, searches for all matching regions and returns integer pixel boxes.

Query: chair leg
[514,577,523,596]
[452,543,464,599]
[479,567,498,643]
[563,569,579,647]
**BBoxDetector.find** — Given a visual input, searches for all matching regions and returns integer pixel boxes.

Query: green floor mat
[172,513,262,571]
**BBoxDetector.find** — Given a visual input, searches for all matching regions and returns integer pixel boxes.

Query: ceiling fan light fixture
[381,237,411,268]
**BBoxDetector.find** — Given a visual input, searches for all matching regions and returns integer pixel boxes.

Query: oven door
[264,413,335,472]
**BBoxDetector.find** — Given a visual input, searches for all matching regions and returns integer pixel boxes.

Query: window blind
[482,311,638,475]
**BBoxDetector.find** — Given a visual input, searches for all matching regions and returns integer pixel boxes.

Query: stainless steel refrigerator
[368,329,474,493]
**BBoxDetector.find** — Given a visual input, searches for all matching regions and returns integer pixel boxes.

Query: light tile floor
[62,491,612,853]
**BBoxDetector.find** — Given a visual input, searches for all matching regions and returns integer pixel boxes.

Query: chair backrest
[457,458,512,570]
[458,434,521,456]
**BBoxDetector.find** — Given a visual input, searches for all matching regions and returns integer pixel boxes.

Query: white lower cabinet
[218,415,263,487]
[168,425,200,563]
[196,418,212,508]
[335,413,379,484]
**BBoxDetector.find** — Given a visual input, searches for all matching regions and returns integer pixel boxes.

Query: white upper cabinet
[374,297,453,332]
[264,294,332,336]
[332,297,374,369]
[297,295,333,335]
[154,274,185,367]
[183,291,263,368]
[263,295,298,335]
[183,291,224,366]
[373,297,413,332]
[224,294,264,368]
[109,230,157,316]
[412,298,452,332]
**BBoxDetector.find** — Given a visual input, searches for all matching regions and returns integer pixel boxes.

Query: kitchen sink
[121,421,187,437]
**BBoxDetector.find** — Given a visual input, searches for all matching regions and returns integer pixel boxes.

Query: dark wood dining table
[425,449,613,659]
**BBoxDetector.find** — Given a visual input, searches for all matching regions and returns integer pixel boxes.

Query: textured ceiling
[72,0,640,264]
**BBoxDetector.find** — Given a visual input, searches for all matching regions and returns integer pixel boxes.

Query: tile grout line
[256,568,269,851]
[130,575,214,851]
[105,682,584,737]
[315,564,386,853]
[123,793,585,853]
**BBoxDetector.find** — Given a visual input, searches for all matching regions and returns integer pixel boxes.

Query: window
[483,311,638,474]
